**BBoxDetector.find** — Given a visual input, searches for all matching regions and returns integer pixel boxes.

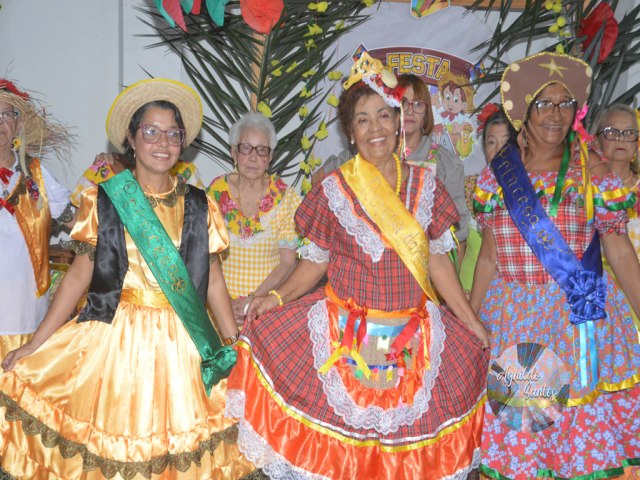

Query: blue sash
[492,143,604,388]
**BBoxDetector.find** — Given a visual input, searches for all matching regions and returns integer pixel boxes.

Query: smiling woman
[470,53,640,479]
[0,78,258,479]
[207,112,301,325]
[226,53,489,479]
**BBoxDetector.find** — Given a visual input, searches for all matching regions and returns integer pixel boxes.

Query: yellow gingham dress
[207,174,301,297]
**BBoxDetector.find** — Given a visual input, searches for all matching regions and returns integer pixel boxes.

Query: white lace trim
[430,229,456,254]
[414,168,436,231]
[229,392,330,480]
[298,240,330,263]
[308,298,447,435]
[441,448,481,480]
[322,176,384,263]
[230,389,480,480]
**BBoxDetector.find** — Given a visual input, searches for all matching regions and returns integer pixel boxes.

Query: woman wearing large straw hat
[0,78,258,479]
[0,79,74,360]
[471,53,640,479]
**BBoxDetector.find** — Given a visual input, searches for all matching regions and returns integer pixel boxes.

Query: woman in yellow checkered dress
[207,113,301,324]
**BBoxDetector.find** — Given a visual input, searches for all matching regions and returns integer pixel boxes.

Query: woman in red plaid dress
[226,53,489,479]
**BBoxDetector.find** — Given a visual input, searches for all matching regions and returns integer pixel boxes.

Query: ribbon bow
[0,167,13,184]
[0,198,14,215]
[200,346,237,396]
[318,299,371,378]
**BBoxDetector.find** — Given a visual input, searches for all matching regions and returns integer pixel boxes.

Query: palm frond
[469,0,640,128]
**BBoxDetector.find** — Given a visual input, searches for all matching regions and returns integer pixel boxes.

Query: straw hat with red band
[106,78,203,153]
[500,52,592,132]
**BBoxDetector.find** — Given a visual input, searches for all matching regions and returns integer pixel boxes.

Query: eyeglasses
[137,125,185,146]
[0,110,18,125]
[533,99,577,116]
[236,143,271,157]
[401,98,427,114]
[597,126,639,142]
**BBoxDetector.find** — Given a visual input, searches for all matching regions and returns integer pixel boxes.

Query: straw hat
[106,78,203,153]
[0,79,70,159]
[500,52,592,131]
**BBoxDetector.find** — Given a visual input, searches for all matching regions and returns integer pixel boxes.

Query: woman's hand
[245,294,279,322]
[2,343,36,371]
[467,319,490,350]
[231,296,252,326]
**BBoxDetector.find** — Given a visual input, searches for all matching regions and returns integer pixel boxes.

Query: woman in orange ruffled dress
[227,53,489,479]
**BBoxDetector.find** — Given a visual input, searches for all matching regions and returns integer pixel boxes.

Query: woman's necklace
[394,154,402,196]
[236,174,267,218]
[621,170,637,188]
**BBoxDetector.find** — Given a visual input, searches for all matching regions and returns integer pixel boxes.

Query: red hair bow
[0,80,29,100]
[476,102,500,134]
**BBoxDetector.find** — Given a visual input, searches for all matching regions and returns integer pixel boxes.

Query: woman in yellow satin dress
[0,79,259,479]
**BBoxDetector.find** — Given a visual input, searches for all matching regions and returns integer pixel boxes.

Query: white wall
[1,0,637,190]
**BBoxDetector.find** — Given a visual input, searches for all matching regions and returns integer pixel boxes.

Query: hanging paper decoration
[206,0,229,26]
[578,3,619,64]
[155,0,186,30]
[240,0,284,34]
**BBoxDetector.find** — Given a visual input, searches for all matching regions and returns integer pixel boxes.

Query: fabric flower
[257,101,272,118]
[259,194,274,212]
[308,2,328,12]
[301,135,311,150]
[476,102,500,134]
[566,270,606,324]
[578,3,619,64]
[327,94,339,107]
[218,191,235,214]
[240,0,284,34]
[327,71,343,81]
[315,121,328,140]
[299,105,309,118]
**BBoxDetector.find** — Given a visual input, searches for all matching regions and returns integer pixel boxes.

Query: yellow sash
[339,154,439,304]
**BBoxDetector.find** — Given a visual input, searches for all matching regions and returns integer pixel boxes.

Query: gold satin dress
[0,182,256,479]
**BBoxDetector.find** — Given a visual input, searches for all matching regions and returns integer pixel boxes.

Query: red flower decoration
[239,225,253,239]
[578,3,619,64]
[476,102,500,134]
[240,0,283,34]
[259,194,274,213]
[0,79,30,100]
[218,191,235,215]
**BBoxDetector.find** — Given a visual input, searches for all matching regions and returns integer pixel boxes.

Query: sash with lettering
[101,170,236,395]
[491,142,605,388]
[340,154,439,303]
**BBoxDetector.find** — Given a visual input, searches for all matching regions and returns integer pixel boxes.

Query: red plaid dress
[227,164,489,479]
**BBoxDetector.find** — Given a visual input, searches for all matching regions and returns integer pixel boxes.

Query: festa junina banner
[314,3,503,176]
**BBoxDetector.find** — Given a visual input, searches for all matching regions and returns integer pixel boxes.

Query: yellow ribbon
[340,155,439,303]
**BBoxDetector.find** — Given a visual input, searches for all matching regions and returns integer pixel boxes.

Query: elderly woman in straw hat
[227,53,489,479]
[0,78,258,479]
[470,53,640,479]
[0,79,74,359]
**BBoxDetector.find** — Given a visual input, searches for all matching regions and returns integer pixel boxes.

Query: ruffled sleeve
[275,185,302,249]
[591,172,635,236]
[207,195,230,254]
[473,165,501,229]
[70,187,99,258]
[295,176,336,251]
[427,176,459,241]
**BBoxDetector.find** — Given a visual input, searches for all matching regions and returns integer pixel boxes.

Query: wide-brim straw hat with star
[106,78,203,153]
[500,52,592,131]
[0,79,72,159]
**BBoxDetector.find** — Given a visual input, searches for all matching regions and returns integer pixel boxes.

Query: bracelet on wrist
[223,330,241,346]
[268,289,284,307]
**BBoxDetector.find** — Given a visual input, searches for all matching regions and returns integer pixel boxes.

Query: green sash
[101,170,236,395]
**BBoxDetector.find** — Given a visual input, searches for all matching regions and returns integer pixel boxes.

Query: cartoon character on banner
[431,71,477,160]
